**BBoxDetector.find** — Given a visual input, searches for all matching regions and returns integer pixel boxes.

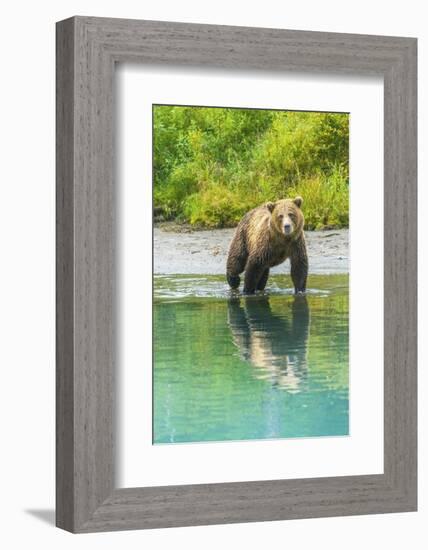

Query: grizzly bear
[226,197,308,294]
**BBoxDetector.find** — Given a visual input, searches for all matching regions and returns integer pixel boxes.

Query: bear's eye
[277,214,284,220]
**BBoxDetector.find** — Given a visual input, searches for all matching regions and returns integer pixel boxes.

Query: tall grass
[287,166,349,230]
[153,106,349,229]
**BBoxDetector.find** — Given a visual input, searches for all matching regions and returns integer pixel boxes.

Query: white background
[0,1,425,549]
[118,67,384,487]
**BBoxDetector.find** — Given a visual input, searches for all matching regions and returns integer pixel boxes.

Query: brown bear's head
[266,197,304,238]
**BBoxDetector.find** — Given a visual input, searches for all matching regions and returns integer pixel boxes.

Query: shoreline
[154,225,348,275]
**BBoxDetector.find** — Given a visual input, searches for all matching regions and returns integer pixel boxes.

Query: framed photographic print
[56,16,417,532]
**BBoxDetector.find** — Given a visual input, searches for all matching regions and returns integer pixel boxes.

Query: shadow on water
[227,295,310,393]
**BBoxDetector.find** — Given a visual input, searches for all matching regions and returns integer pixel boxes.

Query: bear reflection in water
[227,295,310,393]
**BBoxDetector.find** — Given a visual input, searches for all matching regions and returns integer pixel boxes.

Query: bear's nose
[284,223,292,234]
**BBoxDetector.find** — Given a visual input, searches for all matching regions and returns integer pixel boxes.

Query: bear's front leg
[243,260,266,294]
[256,268,270,291]
[290,237,308,294]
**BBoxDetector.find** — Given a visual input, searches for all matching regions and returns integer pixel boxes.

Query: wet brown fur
[226,197,308,294]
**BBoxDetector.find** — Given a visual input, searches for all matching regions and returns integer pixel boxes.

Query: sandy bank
[154,225,348,275]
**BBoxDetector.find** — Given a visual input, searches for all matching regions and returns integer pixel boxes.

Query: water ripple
[154,274,334,300]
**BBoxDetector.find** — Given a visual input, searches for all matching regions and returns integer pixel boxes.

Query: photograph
[152,104,350,444]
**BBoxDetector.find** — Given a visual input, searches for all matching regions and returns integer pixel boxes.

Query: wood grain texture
[56,16,417,533]
[56,18,75,532]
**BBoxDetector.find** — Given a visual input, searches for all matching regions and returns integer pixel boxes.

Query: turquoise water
[153,274,349,444]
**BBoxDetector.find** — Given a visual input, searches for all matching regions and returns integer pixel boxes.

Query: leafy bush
[153,105,349,229]
[184,186,254,227]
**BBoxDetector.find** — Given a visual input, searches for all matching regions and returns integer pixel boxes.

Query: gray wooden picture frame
[56,16,417,533]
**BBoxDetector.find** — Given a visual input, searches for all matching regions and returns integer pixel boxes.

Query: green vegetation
[153,105,349,229]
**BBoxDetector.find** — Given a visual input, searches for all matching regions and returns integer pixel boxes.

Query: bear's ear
[293,196,303,208]
[266,201,276,213]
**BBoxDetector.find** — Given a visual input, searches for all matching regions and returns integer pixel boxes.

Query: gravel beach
[154,225,348,275]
